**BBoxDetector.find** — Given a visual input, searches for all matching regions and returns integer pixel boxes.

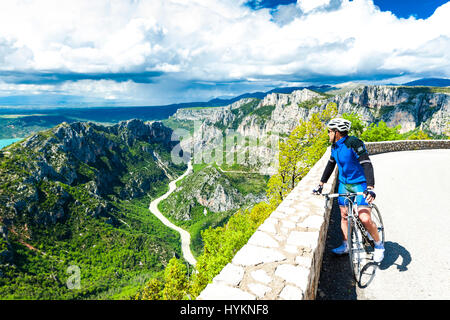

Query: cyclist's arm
[358,153,375,188]
[319,155,336,185]
[348,137,375,188]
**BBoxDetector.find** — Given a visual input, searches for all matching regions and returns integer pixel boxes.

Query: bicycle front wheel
[370,203,385,244]
[347,217,364,283]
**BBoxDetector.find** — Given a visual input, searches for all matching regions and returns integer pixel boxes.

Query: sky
[0,0,449,108]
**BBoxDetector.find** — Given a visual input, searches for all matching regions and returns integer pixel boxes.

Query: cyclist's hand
[312,184,323,195]
[363,189,376,203]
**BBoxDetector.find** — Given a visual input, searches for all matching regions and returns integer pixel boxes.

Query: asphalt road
[317,149,450,300]
[149,159,197,266]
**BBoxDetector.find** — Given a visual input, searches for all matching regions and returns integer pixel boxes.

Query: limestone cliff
[168,85,449,175]
[331,86,449,134]
[0,119,186,299]
[161,165,266,221]
[0,119,186,230]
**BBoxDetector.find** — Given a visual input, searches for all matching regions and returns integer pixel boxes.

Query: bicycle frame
[323,192,374,249]
[317,191,383,286]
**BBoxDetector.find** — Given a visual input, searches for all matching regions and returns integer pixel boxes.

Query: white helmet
[327,118,351,132]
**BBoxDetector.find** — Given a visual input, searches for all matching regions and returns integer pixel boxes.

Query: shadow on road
[317,197,357,300]
[317,195,412,299]
[355,242,412,289]
[379,241,411,272]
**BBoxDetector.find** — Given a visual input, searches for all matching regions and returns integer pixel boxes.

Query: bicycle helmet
[327,118,351,132]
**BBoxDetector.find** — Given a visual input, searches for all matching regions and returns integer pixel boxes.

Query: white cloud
[298,0,331,13]
[0,0,449,105]
[0,79,137,102]
[0,82,55,95]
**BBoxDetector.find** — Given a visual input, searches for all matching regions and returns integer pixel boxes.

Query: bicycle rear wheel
[347,217,364,283]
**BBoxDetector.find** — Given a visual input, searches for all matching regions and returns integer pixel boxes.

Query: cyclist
[313,118,385,263]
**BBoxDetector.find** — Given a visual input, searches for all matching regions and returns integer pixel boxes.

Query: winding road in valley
[149,159,196,266]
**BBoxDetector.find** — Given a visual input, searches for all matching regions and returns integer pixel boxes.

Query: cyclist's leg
[330,182,352,254]
[332,204,350,255]
[358,207,380,243]
[354,182,381,243]
[337,183,350,241]
[339,205,348,241]
[359,204,385,262]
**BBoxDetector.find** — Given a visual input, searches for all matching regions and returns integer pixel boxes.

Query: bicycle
[319,191,385,286]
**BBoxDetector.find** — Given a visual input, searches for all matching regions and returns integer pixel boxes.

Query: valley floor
[148,159,197,266]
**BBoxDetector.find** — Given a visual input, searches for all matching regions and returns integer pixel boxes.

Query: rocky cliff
[169,85,449,175]
[331,85,449,134]
[0,119,184,225]
[170,98,256,125]
[162,165,266,221]
[0,119,187,291]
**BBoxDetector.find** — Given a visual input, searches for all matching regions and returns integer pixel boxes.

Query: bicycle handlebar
[320,192,364,198]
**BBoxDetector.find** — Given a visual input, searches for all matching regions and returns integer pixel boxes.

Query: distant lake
[0,138,22,149]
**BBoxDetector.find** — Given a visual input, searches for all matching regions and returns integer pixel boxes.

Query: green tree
[139,278,163,300]
[406,130,431,140]
[360,121,402,142]
[190,210,251,297]
[266,170,288,207]
[342,112,365,137]
[190,201,273,298]
[162,257,189,300]
[266,103,337,205]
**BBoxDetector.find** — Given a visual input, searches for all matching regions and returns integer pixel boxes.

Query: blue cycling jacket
[331,136,367,184]
[320,135,375,188]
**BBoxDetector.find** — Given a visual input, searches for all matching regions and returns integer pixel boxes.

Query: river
[0,138,22,149]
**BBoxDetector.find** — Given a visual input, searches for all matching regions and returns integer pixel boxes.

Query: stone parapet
[197,139,449,300]
[365,139,450,155]
[197,147,338,300]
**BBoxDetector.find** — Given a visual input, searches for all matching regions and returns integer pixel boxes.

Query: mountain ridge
[402,77,450,87]
[1,79,449,140]
[0,119,187,299]
[170,85,449,175]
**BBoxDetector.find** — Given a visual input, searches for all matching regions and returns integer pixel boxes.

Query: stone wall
[197,146,338,300]
[197,139,449,300]
[365,139,450,155]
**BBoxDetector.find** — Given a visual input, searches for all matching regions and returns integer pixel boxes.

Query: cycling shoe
[331,242,349,255]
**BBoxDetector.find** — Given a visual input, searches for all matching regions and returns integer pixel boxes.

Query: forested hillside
[0,119,187,299]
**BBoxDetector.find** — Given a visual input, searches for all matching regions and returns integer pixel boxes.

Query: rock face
[331,86,449,134]
[171,98,255,126]
[0,119,185,233]
[173,89,325,175]
[0,225,13,266]
[0,119,186,298]
[162,165,266,221]
[170,86,449,175]
[237,90,321,137]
